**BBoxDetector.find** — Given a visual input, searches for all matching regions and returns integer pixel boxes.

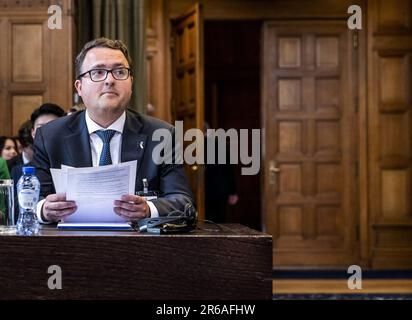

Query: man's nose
[104,71,116,85]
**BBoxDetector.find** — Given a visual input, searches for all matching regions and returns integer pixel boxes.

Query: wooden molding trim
[274,279,412,294]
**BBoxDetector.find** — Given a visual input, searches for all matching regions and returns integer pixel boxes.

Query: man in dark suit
[11,103,65,189]
[32,38,194,223]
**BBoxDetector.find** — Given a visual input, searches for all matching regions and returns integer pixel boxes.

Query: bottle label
[18,190,38,209]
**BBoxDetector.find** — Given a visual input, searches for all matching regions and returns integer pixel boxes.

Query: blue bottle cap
[22,166,35,175]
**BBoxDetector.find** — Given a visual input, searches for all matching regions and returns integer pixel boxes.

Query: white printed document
[52,161,136,224]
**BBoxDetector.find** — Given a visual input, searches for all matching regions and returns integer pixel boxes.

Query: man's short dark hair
[17,120,33,148]
[75,38,133,79]
[30,103,66,125]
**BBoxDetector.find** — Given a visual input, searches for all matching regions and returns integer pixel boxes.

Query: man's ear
[130,76,133,93]
[31,128,35,140]
[74,79,82,95]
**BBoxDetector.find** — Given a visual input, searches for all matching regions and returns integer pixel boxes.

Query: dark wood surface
[0,223,272,300]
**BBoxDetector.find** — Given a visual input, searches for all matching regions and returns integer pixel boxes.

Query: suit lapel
[121,110,147,172]
[64,113,92,167]
[63,110,147,168]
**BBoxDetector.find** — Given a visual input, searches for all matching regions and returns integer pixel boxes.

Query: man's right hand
[42,193,77,222]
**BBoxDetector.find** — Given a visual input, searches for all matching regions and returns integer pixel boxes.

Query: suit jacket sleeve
[150,126,195,215]
[32,127,55,198]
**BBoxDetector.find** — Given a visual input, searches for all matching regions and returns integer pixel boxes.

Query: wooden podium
[0,224,272,300]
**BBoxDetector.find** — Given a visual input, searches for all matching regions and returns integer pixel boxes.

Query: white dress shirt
[85,109,124,166]
[22,151,31,164]
[37,110,158,223]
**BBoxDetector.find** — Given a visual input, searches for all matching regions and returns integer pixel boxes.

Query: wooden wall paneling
[358,17,369,267]
[7,16,47,134]
[367,17,379,266]
[373,0,412,34]
[0,17,8,134]
[12,24,43,83]
[146,0,171,122]
[171,4,205,220]
[147,0,365,125]
[47,0,74,110]
[0,5,44,135]
[168,0,359,20]
[0,0,73,135]
[12,95,43,133]
[367,0,412,269]
[0,0,51,10]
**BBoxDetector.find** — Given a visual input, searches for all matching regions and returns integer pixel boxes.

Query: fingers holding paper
[43,193,77,222]
[114,194,150,221]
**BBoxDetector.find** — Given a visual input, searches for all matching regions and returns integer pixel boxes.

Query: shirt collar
[22,152,30,164]
[85,110,126,134]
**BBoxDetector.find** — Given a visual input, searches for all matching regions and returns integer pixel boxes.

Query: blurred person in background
[31,103,66,134]
[0,136,14,181]
[0,136,18,162]
[7,120,33,173]
[13,136,23,155]
[10,103,65,188]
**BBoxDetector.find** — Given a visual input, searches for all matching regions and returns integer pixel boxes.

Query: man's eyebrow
[90,63,126,69]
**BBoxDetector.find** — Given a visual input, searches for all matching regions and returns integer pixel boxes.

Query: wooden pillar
[146,0,171,123]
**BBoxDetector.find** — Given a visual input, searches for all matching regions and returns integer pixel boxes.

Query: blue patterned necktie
[95,129,117,166]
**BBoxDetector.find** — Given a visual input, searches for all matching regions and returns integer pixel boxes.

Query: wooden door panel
[12,95,43,133]
[367,0,412,268]
[172,4,205,219]
[263,21,358,267]
[0,0,73,136]
[278,37,301,68]
[12,24,43,82]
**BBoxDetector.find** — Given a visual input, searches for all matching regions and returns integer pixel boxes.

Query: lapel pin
[139,141,144,149]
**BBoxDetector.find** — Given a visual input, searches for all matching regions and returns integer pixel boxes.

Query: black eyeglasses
[78,67,131,82]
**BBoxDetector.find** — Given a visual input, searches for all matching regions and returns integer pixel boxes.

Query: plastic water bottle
[16,166,40,236]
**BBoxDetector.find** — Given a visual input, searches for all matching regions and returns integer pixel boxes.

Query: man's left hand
[114,194,150,221]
